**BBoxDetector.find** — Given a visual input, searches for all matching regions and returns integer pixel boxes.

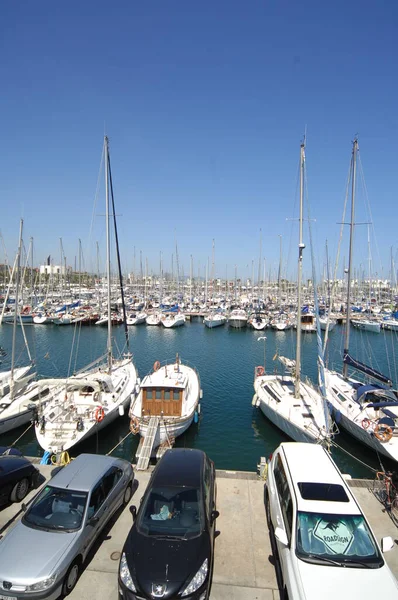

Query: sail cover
[343,353,392,386]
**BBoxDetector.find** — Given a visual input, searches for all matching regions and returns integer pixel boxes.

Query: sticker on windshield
[313,519,354,554]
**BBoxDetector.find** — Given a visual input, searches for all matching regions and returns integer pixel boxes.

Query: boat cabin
[141,385,184,417]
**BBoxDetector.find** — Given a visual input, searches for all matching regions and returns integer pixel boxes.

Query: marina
[0,318,397,477]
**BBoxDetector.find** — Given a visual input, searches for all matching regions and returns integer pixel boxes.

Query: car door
[101,466,126,516]
[272,455,294,585]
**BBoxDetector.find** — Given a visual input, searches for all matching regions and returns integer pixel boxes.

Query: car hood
[297,558,398,599]
[0,520,79,583]
[125,529,210,597]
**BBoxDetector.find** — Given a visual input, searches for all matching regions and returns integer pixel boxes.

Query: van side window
[273,455,293,543]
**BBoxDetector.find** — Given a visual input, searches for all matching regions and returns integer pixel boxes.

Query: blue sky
[1,0,397,283]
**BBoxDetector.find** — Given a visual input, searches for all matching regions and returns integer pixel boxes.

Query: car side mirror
[88,516,99,526]
[130,505,137,521]
[210,510,219,524]
[21,503,27,513]
[381,536,395,553]
[274,527,288,546]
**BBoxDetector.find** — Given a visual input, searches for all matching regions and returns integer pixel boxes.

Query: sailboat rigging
[35,136,139,455]
[253,140,331,444]
[324,138,398,462]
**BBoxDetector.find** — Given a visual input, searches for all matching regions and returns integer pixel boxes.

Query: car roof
[49,454,126,492]
[0,454,32,474]
[151,448,206,488]
[279,443,360,515]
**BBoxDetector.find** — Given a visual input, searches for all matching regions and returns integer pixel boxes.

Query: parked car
[265,442,398,600]
[0,448,40,506]
[118,448,219,600]
[0,453,134,599]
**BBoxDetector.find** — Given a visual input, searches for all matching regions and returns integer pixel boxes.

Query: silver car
[0,453,135,600]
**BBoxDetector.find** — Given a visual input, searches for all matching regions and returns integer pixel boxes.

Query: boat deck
[1,464,397,599]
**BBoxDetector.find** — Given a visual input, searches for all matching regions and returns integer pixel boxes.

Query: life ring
[374,423,393,443]
[130,417,140,435]
[22,306,30,314]
[153,360,161,372]
[94,406,105,423]
[362,418,371,430]
[256,365,265,377]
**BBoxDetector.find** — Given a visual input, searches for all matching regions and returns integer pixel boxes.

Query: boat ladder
[136,416,159,471]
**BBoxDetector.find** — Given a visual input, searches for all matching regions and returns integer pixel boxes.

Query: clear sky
[1,0,397,284]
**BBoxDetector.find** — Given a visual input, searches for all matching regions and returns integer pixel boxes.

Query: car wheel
[123,483,132,506]
[62,559,81,596]
[10,478,30,503]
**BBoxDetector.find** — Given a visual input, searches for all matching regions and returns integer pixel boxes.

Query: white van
[265,442,398,600]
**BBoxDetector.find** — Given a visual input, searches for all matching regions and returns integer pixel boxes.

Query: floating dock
[1,464,397,599]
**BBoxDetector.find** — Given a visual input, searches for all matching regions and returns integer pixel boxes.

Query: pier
[1,463,398,599]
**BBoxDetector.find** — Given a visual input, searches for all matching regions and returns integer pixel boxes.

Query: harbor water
[1,319,397,477]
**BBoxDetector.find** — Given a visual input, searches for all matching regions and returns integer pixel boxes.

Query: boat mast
[342,138,357,380]
[10,218,23,398]
[295,142,305,398]
[104,136,112,373]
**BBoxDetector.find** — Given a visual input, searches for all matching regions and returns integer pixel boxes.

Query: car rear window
[298,482,349,502]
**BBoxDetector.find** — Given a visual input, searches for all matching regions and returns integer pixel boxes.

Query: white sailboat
[324,139,398,462]
[253,141,331,444]
[0,219,41,434]
[35,136,139,455]
[129,354,201,453]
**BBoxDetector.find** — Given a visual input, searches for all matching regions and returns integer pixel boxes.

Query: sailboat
[324,139,398,462]
[35,136,139,455]
[253,141,331,444]
[0,219,46,434]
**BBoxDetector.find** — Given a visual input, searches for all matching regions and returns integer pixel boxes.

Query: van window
[274,455,293,542]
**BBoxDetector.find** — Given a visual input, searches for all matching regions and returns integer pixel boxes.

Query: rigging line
[323,158,352,355]
[329,439,378,475]
[357,153,383,278]
[9,422,33,447]
[106,430,132,456]
[73,321,83,375]
[68,319,79,378]
[107,148,129,353]
[88,144,105,272]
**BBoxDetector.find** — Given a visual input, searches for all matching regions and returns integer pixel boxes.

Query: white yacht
[129,354,201,455]
[203,312,227,328]
[161,312,186,328]
[228,308,247,328]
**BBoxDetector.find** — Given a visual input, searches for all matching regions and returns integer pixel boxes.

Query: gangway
[136,416,159,471]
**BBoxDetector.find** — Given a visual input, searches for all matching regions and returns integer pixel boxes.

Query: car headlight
[119,552,137,592]
[26,574,57,592]
[181,558,208,597]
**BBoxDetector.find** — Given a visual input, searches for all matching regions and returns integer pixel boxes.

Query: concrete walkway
[0,466,397,599]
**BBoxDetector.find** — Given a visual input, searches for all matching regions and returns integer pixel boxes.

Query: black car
[119,448,219,600]
[0,448,40,506]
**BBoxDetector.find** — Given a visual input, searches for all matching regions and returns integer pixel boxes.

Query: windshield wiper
[151,534,181,540]
[304,554,343,566]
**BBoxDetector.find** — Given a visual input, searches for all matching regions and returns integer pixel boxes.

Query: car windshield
[23,485,88,532]
[296,511,383,568]
[137,485,204,539]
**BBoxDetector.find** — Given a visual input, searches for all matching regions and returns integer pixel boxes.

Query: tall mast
[10,219,23,398]
[105,136,112,373]
[343,138,357,379]
[295,142,305,398]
